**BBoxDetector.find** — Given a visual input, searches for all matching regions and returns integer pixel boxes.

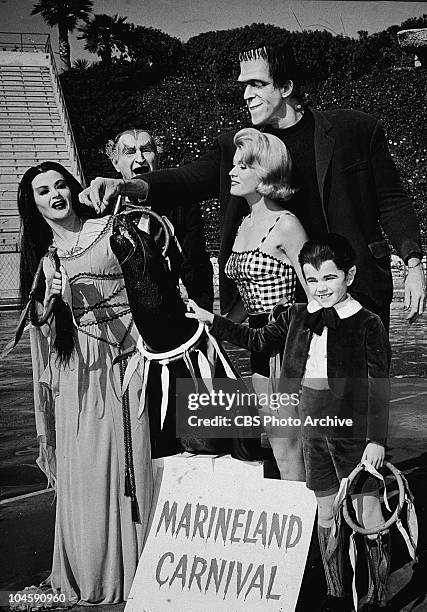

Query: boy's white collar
[307,295,362,319]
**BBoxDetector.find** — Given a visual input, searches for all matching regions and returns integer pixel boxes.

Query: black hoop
[342,461,405,535]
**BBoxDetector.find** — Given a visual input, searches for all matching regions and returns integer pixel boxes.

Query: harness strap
[121,324,238,435]
[136,322,204,362]
[205,326,237,379]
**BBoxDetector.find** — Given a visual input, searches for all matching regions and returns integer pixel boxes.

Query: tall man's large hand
[404,260,426,323]
[79,177,125,214]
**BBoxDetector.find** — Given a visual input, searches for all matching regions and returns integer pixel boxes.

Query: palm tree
[31,0,93,72]
[72,58,90,72]
[78,14,129,65]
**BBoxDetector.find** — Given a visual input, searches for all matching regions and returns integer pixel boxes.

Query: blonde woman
[224,127,309,480]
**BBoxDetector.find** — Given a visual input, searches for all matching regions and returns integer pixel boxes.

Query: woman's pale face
[32,170,74,223]
[229,149,261,200]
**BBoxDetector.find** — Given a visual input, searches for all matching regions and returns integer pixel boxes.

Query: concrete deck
[0,297,426,611]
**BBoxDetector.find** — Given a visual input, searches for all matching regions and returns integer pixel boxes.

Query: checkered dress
[225,214,297,315]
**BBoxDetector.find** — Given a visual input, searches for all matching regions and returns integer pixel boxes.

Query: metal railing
[0,32,85,185]
[45,37,86,186]
[0,32,50,52]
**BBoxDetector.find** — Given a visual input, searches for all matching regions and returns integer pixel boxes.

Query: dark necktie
[305,307,340,336]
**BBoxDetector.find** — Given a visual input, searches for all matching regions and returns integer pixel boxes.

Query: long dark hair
[18,161,96,364]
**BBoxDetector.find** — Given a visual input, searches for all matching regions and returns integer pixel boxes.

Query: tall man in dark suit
[81,44,425,329]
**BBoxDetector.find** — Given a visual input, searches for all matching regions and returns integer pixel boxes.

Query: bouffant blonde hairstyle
[233,128,297,202]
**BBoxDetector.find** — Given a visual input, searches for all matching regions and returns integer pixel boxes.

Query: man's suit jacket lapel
[312,109,335,227]
[279,310,349,398]
[280,309,312,381]
[219,195,248,264]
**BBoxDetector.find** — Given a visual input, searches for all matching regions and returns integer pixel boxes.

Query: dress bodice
[225,214,296,314]
[58,216,133,347]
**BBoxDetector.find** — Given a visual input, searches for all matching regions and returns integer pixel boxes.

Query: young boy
[187,234,391,612]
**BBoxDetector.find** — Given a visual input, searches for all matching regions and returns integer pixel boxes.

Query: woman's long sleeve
[29,324,57,487]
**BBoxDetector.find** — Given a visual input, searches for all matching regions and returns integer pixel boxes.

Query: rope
[57,216,113,260]
[73,285,126,314]
[119,355,140,523]
[68,271,123,282]
[71,314,140,523]
[77,308,131,329]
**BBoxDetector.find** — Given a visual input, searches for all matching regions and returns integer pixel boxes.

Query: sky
[0,1,426,64]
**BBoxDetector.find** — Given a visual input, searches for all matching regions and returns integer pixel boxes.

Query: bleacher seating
[0,46,83,305]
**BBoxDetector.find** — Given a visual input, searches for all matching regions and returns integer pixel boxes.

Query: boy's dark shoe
[318,595,353,612]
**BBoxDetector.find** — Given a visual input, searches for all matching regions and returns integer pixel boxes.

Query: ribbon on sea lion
[160,364,169,429]
[139,358,151,419]
[121,351,140,398]
[121,324,205,427]
[121,322,239,431]
[120,349,149,420]
[204,325,236,379]
[196,348,214,393]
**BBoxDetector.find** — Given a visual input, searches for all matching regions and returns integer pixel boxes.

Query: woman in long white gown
[18,161,153,604]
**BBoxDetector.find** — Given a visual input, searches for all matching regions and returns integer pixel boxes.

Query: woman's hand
[361,442,385,470]
[43,256,62,304]
[185,299,214,325]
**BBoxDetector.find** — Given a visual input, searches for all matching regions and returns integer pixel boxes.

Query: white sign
[126,455,316,612]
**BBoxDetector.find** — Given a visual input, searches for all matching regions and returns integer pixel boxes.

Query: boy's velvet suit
[210,303,391,444]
